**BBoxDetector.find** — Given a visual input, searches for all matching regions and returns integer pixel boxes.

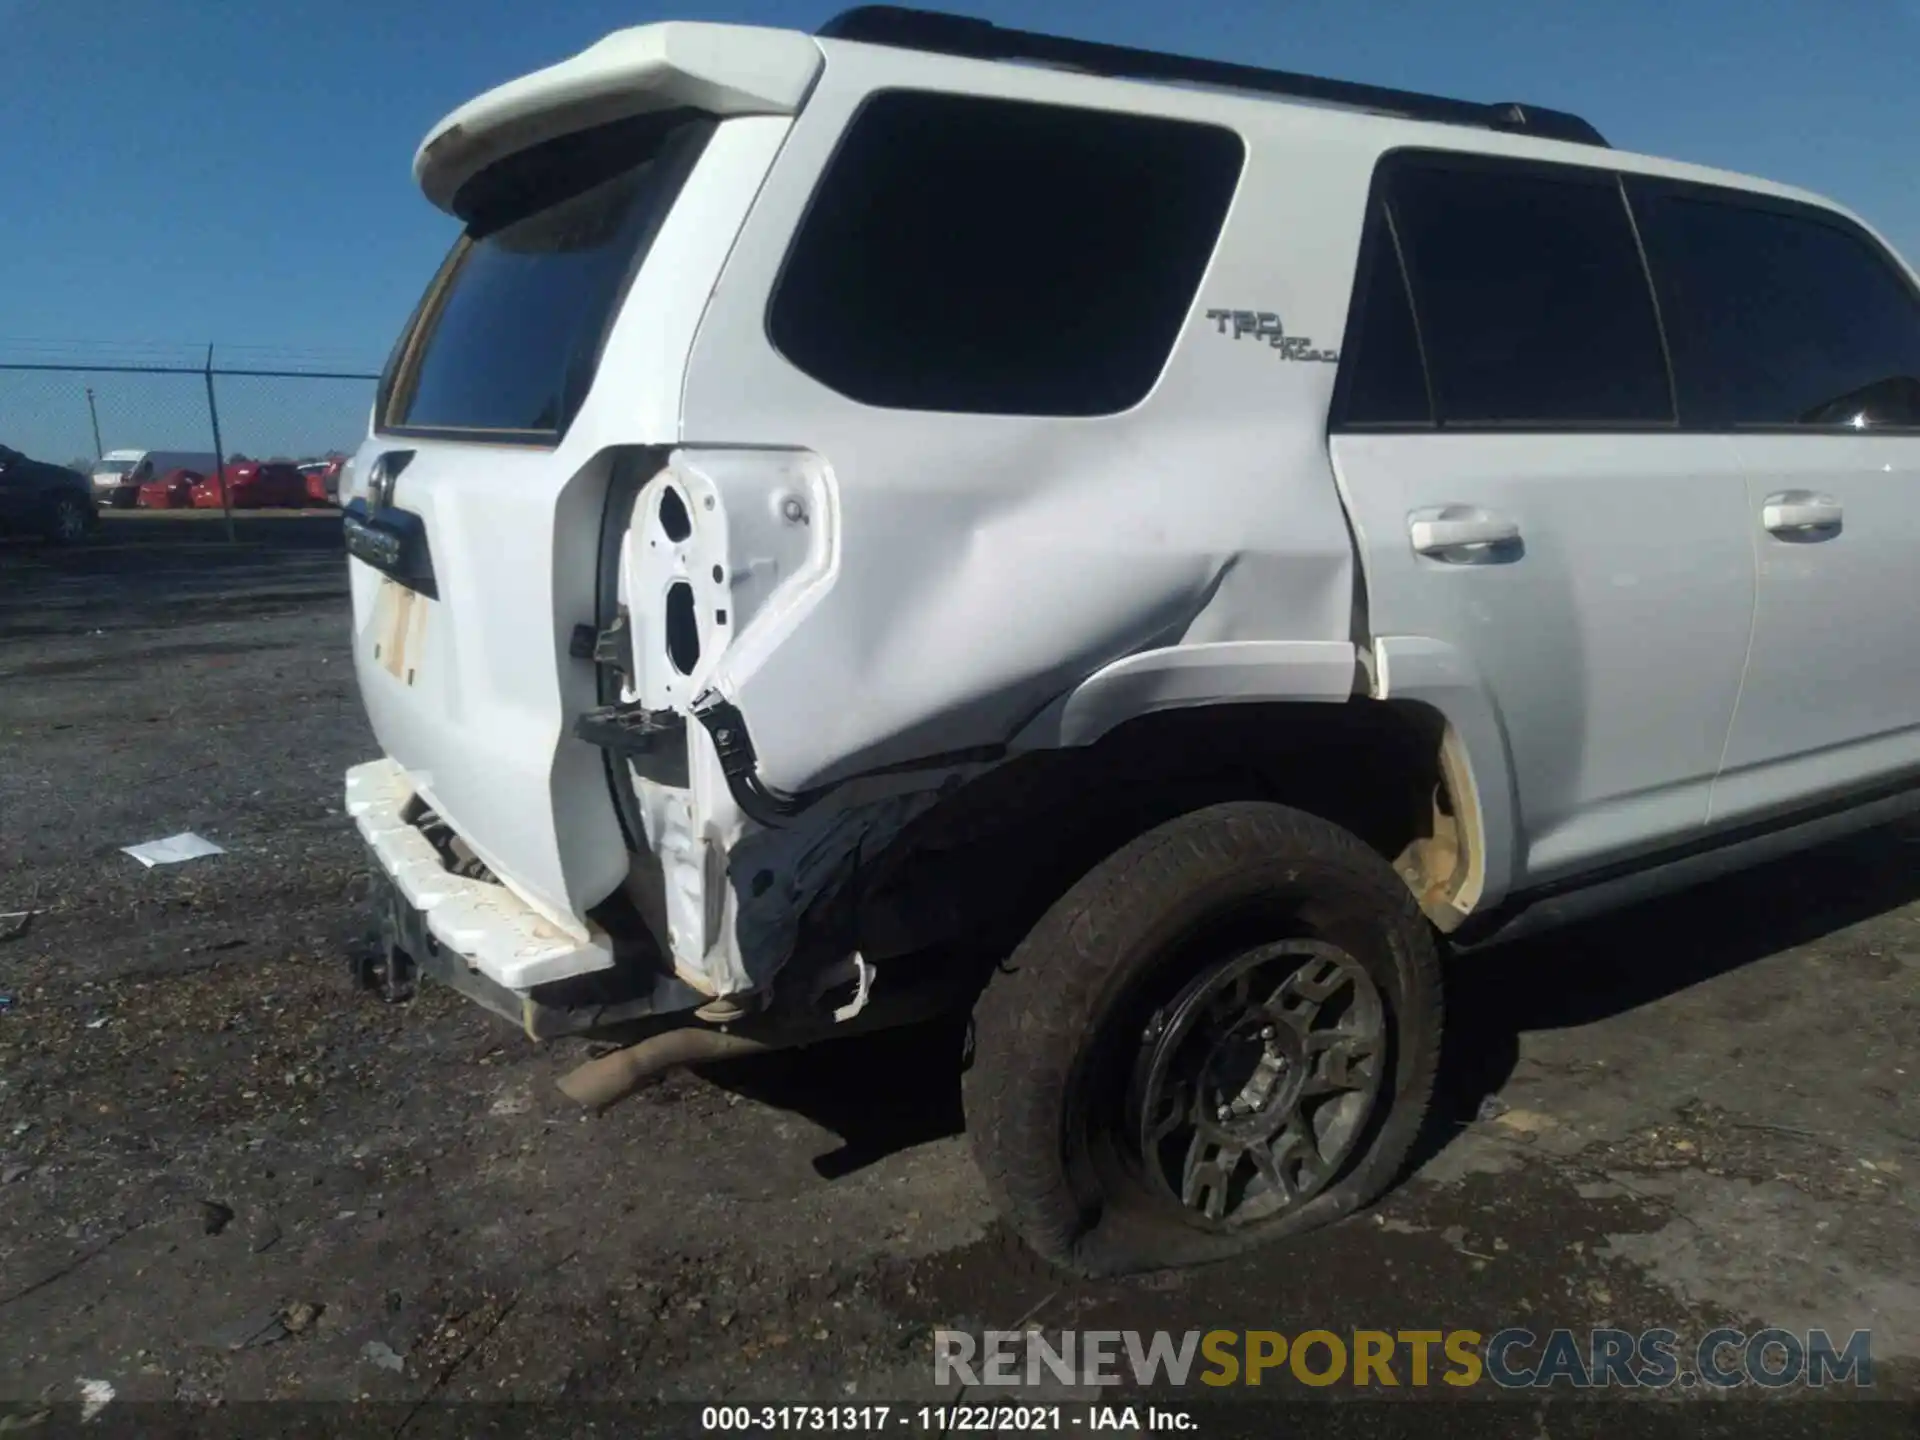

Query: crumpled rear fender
[615,442,1362,1000]
[661,442,1357,797]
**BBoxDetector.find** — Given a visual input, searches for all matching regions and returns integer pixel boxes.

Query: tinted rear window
[769,91,1244,416]
[1336,208,1432,426]
[1387,160,1672,426]
[384,112,715,440]
[1636,192,1920,428]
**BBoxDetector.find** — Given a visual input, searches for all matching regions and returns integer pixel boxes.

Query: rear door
[1328,151,1757,886]
[1629,182,1920,823]
[350,109,795,929]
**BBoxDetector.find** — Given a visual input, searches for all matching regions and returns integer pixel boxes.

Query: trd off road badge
[1205,309,1339,364]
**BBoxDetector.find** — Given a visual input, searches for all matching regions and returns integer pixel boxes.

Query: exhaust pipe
[556,952,968,1111]
[556,1027,773,1110]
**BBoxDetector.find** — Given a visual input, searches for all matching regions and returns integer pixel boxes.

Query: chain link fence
[0,354,376,538]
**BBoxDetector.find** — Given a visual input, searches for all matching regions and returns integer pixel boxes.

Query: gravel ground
[0,515,1915,1432]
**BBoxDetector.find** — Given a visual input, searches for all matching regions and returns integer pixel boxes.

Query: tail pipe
[555,953,970,1111]
[556,1027,774,1109]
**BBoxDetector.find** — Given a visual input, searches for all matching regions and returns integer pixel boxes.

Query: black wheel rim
[54,501,85,540]
[1129,939,1386,1229]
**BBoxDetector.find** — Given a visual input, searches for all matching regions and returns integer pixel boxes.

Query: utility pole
[203,344,236,544]
[85,387,103,460]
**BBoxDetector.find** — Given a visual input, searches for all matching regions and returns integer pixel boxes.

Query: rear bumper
[344,758,616,993]
[365,866,535,1031]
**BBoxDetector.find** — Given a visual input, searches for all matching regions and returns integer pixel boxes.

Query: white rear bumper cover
[345,758,616,993]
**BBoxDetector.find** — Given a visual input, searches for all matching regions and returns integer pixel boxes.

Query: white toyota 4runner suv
[342,7,1920,1274]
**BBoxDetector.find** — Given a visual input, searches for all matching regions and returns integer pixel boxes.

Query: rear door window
[382,111,716,441]
[1633,189,1920,429]
[769,91,1244,416]
[1333,206,1433,427]
[1384,157,1673,426]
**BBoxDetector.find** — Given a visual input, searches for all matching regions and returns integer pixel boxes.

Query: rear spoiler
[414,22,823,215]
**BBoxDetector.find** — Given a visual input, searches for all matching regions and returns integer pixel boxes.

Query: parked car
[341,8,1920,1276]
[190,460,309,509]
[136,467,205,509]
[91,449,219,509]
[0,445,96,543]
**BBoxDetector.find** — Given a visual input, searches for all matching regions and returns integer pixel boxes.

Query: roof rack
[816,7,1609,149]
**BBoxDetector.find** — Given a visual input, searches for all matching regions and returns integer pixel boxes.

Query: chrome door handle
[1409,508,1521,556]
[1761,493,1842,536]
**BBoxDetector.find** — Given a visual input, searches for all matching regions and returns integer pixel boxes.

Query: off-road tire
[964,801,1443,1276]
[45,496,92,545]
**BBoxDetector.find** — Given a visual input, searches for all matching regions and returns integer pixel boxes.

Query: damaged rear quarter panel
[647,60,1381,996]
[677,61,1371,795]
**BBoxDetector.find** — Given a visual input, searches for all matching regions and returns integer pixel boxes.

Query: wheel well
[844,699,1474,968]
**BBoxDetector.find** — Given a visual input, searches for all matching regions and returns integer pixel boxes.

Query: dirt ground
[1,515,1916,1432]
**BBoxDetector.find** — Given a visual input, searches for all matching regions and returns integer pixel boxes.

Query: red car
[189,461,309,510]
[299,458,344,506]
[136,467,204,509]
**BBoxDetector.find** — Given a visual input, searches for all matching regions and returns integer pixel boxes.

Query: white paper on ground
[122,832,226,867]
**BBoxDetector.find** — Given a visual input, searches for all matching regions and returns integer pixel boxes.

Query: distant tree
[227,453,251,464]
[66,457,92,474]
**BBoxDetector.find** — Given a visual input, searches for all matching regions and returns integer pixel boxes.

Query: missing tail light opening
[658,486,693,542]
[665,581,700,675]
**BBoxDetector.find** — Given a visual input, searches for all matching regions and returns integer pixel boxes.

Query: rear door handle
[1761,493,1843,536]
[1409,507,1521,557]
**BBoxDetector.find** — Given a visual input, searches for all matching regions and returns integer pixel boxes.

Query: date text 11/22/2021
[701,1406,1197,1432]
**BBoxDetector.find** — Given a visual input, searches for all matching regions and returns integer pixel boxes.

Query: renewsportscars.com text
[934,1327,1874,1390]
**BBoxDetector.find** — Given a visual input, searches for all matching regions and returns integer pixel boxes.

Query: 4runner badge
[1205,309,1339,364]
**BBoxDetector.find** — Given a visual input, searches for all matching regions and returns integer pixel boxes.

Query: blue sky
[3,0,1917,461]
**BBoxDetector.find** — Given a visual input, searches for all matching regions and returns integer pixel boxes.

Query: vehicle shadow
[700,818,1920,1185]
[697,1012,971,1180]
[1413,816,1920,1169]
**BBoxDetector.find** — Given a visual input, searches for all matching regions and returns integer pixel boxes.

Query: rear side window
[1635,192,1920,429]
[383,111,715,441]
[769,91,1244,416]
[1386,159,1672,426]
[1335,209,1432,426]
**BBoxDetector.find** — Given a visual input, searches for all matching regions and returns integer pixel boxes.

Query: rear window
[382,111,716,441]
[769,91,1244,416]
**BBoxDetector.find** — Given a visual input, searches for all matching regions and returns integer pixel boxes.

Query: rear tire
[45,496,91,545]
[964,801,1442,1276]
